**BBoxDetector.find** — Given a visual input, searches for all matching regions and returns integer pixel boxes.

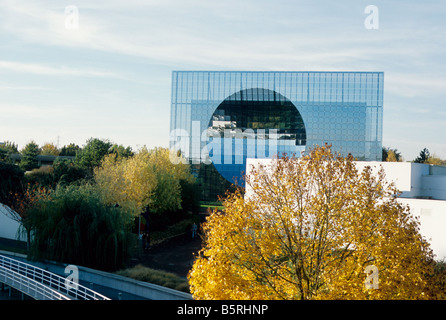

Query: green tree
[414,148,430,163]
[382,147,403,162]
[75,138,133,176]
[146,147,195,214]
[52,158,88,186]
[25,184,135,271]
[5,184,53,250]
[59,143,81,156]
[2,141,19,153]
[0,141,19,163]
[0,161,24,206]
[75,138,113,173]
[110,144,134,158]
[20,141,40,171]
[0,148,7,163]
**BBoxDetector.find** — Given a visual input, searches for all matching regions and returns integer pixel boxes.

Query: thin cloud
[385,73,446,98]
[0,60,116,78]
[1,0,445,159]
[1,1,440,72]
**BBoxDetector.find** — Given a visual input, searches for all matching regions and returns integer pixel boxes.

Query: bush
[0,161,24,204]
[52,158,88,186]
[116,264,190,293]
[25,166,56,187]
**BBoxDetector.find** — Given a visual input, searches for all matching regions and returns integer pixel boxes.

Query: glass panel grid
[170,71,384,200]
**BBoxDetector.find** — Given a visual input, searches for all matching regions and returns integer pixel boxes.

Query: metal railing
[0,264,71,300]
[0,255,110,300]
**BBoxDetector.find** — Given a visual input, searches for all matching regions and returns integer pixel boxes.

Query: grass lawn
[199,201,224,211]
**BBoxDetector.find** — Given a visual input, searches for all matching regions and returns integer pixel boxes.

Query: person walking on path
[191,222,197,239]
[142,231,150,252]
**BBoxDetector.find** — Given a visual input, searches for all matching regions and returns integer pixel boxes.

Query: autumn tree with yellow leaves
[94,147,195,217]
[188,145,440,300]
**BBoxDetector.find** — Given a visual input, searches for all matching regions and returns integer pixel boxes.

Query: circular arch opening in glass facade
[206,88,307,185]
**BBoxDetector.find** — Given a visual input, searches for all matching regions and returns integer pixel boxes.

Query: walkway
[0,254,110,300]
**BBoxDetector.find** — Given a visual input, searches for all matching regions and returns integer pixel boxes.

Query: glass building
[170,71,384,200]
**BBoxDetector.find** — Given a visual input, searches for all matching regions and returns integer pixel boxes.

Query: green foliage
[0,141,19,163]
[95,147,196,218]
[74,138,133,176]
[26,184,136,271]
[145,147,196,214]
[414,148,430,163]
[199,201,224,211]
[25,166,56,188]
[2,136,199,274]
[109,144,134,158]
[24,159,88,188]
[179,179,200,214]
[412,148,446,166]
[20,141,40,171]
[59,143,81,156]
[382,146,403,162]
[0,148,6,163]
[75,138,113,174]
[1,141,19,154]
[0,161,24,205]
[151,168,182,214]
[52,158,88,186]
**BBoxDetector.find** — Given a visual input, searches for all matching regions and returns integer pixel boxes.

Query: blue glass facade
[170,71,384,200]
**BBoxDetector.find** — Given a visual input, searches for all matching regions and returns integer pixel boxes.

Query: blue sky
[1,0,445,160]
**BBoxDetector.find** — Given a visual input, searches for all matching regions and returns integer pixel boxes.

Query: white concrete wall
[398,198,446,261]
[421,175,446,200]
[0,204,21,241]
[431,165,446,175]
[411,163,430,198]
[353,161,418,197]
[354,161,446,200]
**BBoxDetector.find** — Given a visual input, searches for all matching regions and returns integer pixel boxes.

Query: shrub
[116,264,190,293]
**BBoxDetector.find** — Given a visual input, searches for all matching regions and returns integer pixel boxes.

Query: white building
[0,204,22,241]
[354,161,446,260]
[246,159,446,261]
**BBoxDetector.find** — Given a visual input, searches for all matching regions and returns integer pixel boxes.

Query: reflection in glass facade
[208,88,306,184]
[170,71,384,200]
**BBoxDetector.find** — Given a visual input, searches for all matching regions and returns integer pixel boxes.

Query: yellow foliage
[188,145,439,300]
[40,142,60,156]
[94,147,194,217]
